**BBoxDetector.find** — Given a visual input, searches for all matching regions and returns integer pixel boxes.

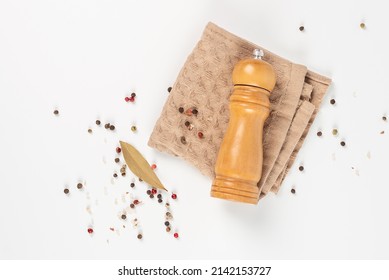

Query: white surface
[1,0,389,260]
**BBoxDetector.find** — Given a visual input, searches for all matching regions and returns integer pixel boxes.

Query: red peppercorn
[134,199,139,205]
[174,233,179,238]
[198,132,204,139]
[151,188,157,195]
[171,193,177,199]
[129,96,135,102]
[87,228,94,234]
[125,96,130,102]
[116,147,121,153]
[151,164,157,170]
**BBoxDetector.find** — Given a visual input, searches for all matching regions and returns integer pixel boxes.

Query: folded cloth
[148,22,331,200]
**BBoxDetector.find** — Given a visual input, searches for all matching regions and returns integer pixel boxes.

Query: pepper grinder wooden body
[211,49,276,204]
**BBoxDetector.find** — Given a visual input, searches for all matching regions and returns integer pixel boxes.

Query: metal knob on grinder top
[210,49,276,204]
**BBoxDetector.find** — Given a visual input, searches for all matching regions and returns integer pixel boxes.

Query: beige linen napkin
[148,22,331,200]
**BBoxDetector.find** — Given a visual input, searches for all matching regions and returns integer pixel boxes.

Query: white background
[1,0,389,260]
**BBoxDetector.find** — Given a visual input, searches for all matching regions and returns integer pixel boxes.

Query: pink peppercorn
[129,96,135,102]
[125,96,130,102]
[174,233,179,238]
[134,199,139,205]
[116,147,121,153]
[198,132,204,139]
[151,164,157,170]
[171,193,177,199]
[151,189,157,195]
[87,228,94,234]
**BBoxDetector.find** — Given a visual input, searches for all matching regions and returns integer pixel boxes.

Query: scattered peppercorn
[158,198,163,203]
[116,147,121,153]
[291,188,296,194]
[360,22,366,29]
[164,221,170,226]
[149,194,154,199]
[192,108,198,115]
[317,131,322,137]
[115,158,120,163]
[129,96,135,102]
[121,172,126,177]
[380,131,385,134]
[340,141,346,147]
[104,123,110,129]
[139,178,143,182]
[77,183,83,189]
[53,109,59,115]
[178,107,184,113]
[64,188,69,194]
[151,189,157,195]
[180,136,187,144]
[168,87,172,93]
[184,121,190,127]
[185,108,193,116]
[134,199,139,205]
[110,125,115,130]
[151,164,157,170]
[332,129,338,136]
[298,166,304,172]
[137,234,142,239]
[130,203,135,208]
[174,233,179,238]
[130,183,135,188]
[87,228,94,234]
[165,203,170,207]
[166,226,171,232]
[383,116,387,121]
[113,173,118,178]
[171,193,177,199]
[146,190,151,195]
[299,26,304,31]
[330,99,336,105]
[157,194,162,199]
[131,92,136,98]
[131,126,137,132]
[198,131,204,139]
[88,128,93,133]
[121,214,127,220]
[96,120,101,125]
[125,96,130,102]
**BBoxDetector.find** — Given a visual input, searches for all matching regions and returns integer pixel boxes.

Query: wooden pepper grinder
[211,49,276,204]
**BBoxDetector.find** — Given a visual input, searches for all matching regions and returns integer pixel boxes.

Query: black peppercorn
[137,234,142,239]
[77,183,83,189]
[157,194,162,199]
[130,183,135,188]
[317,131,322,137]
[131,92,136,98]
[291,188,296,194]
[383,116,387,121]
[164,221,170,226]
[121,214,127,220]
[113,173,118,178]
[96,120,101,125]
[185,121,190,127]
[340,141,346,146]
[330,99,336,105]
[121,172,126,177]
[299,166,304,172]
[192,108,198,115]
[146,190,151,195]
[115,158,120,163]
[53,109,59,115]
[167,87,172,93]
[64,188,69,194]
[130,204,135,208]
[110,125,115,130]
[299,26,304,31]
[166,227,171,232]
[158,199,163,203]
[105,123,110,129]
[180,136,187,144]
[178,107,184,113]
[149,194,154,199]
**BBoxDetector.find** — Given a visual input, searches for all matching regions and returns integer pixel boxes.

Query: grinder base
[211,175,259,205]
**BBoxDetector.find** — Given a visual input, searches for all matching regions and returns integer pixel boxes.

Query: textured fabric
[148,22,331,200]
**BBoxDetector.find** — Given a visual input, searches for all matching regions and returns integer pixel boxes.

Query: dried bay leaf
[119,141,167,191]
